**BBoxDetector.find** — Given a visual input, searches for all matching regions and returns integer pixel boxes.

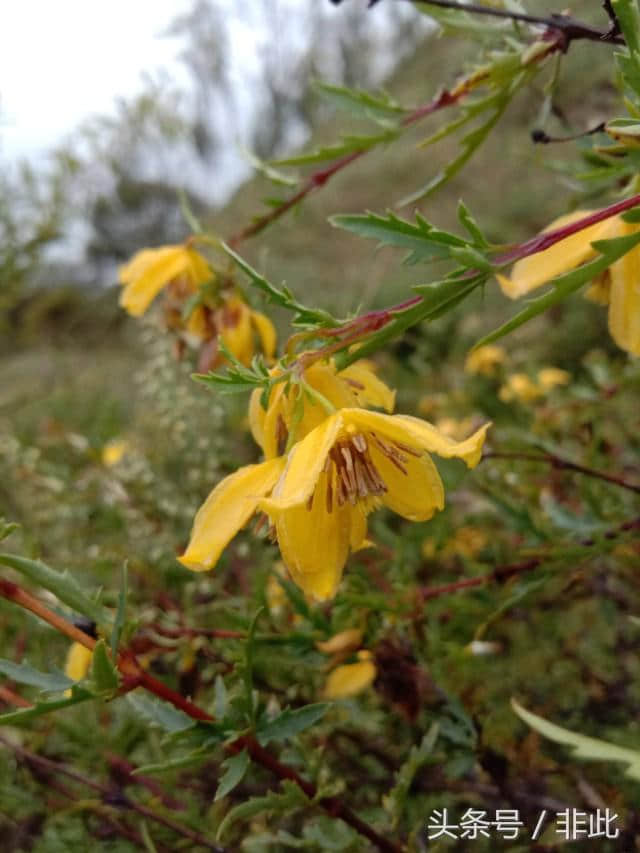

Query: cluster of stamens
[306,431,422,512]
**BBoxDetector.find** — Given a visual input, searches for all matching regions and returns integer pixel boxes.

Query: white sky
[0,0,190,161]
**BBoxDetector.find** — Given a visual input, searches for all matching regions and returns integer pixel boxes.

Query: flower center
[306,431,422,512]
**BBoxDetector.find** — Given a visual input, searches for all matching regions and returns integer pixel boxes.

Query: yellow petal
[64,642,93,682]
[369,443,445,522]
[349,504,369,550]
[607,228,640,356]
[119,246,192,317]
[338,362,396,412]
[250,310,277,360]
[323,660,376,699]
[179,457,285,571]
[248,387,267,450]
[316,628,363,654]
[274,471,352,600]
[497,211,620,299]
[343,409,490,469]
[537,367,570,390]
[263,413,344,510]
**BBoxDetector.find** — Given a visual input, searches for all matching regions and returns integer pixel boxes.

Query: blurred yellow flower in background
[497,210,640,356]
[465,344,507,376]
[434,416,477,442]
[323,650,376,700]
[537,367,570,391]
[499,372,543,403]
[119,244,213,318]
[101,439,129,467]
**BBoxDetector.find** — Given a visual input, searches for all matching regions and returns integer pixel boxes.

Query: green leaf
[314,81,407,124]
[330,210,467,265]
[477,229,640,346]
[512,699,640,782]
[242,147,298,186]
[134,749,211,776]
[457,200,490,247]
[243,607,264,725]
[383,723,439,828]
[214,675,228,719]
[0,687,93,726]
[216,780,308,842]
[273,130,397,167]
[90,639,119,693]
[127,693,196,734]
[0,658,73,693]
[215,749,250,801]
[110,562,128,655]
[257,703,329,747]
[0,552,108,626]
[0,519,18,543]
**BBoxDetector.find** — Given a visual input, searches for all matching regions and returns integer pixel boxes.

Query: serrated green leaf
[457,200,490,247]
[215,749,250,801]
[90,639,119,693]
[134,749,211,776]
[216,780,308,841]
[512,699,640,781]
[330,210,467,266]
[478,229,640,346]
[242,147,298,186]
[383,723,438,828]
[0,658,73,693]
[257,703,329,747]
[0,686,93,726]
[0,552,108,626]
[127,692,196,734]
[110,562,127,655]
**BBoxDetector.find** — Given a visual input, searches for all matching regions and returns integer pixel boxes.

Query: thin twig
[0,733,225,853]
[419,516,640,601]
[484,450,640,495]
[408,0,624,45]
[0,579,401,853]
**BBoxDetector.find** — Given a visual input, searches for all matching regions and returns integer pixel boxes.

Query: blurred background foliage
[1,1,640,850]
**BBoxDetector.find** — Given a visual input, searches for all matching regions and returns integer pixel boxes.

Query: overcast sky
[0,0,191,161]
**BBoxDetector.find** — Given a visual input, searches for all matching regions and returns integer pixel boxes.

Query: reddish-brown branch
[484,450,640,495]
[0,684,32,708]
[0,578,400,853]
[419,516,640,602]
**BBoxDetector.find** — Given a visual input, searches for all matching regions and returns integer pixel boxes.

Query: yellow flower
[434,416,477,442]
[496,210,640,356]
[465,344,506,376]
[323,651,377,700]
[537,367,570,391]
[119,244,213,318]
[119,245,277,366]
[101,439,128,467]
[249,359,396,459]
[179,408,489,601]
[499,372,543,403]
[64,642,93,695]
[316,628,364,656]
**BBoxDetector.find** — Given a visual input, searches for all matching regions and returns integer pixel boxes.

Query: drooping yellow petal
[250,310,277,360]
[369,444,445,522]
[607,226,640,356]
[316,628,363,655]
[274,471,352,600]
[323,659,376,699]
[179,457,285,572]
[497,211,621,299]
[64,642,93,682]
[343,409,490,469]
[338,362,396,412]
[264,413,344,510]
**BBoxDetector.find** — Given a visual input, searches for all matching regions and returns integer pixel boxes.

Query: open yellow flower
[497,210,640,356]
[249,359,396,459]
[179,408,489,600]
[119,245,277,366]
[119,244,213,318]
